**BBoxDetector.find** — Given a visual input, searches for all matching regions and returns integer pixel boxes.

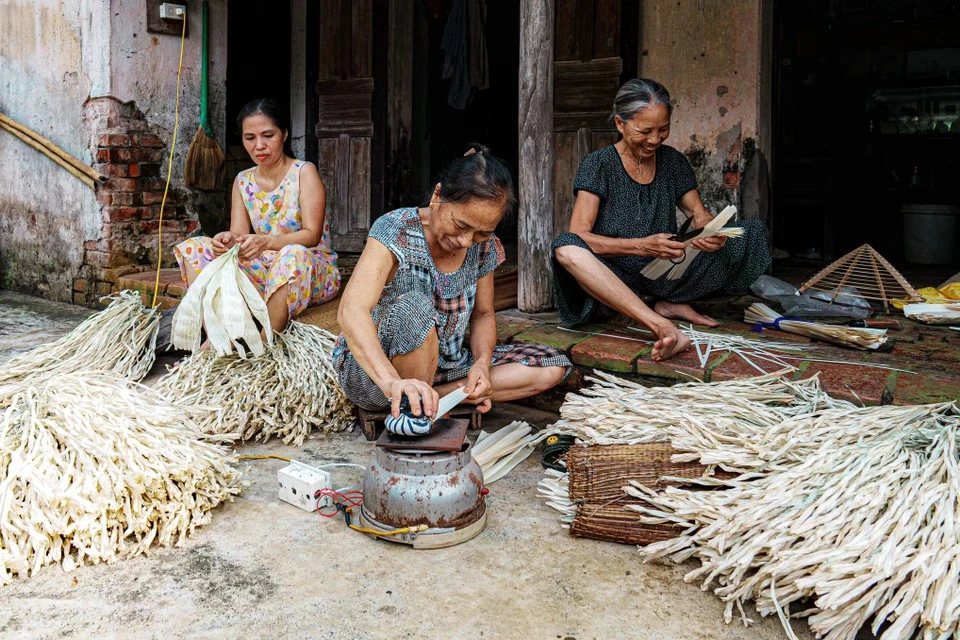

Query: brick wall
[73,98,198,306]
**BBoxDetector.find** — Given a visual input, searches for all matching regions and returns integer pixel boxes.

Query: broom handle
[0,120,95,190]
[0,112,107,184]
[199,0,212,137]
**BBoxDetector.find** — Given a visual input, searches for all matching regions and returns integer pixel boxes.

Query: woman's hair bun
[465,142,490,157]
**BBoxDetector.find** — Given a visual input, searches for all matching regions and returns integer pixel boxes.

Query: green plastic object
[199,0,212,137]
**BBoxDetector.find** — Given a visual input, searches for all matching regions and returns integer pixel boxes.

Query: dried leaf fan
[799,244,922,311]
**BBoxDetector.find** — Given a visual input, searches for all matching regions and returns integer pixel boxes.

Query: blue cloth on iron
[384,398,433,437]
[384,412,433,437]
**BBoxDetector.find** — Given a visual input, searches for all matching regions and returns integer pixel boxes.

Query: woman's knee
[553,243,589,269]
[380,291,438,356]
[532,366,568,393]
[390,291,434,319]
[277,243,311,262]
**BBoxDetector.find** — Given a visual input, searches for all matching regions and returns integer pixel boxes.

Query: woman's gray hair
[612,78,674,121]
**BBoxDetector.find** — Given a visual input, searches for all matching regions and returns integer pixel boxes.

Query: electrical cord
[237,454,292,462]
[339,506,428,537]
[151,9,187,308]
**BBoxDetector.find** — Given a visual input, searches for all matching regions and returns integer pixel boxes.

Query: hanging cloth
[441,0,489,110]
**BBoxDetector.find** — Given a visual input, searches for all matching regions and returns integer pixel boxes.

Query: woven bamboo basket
[565,443,734,546]
[297,295,342,334]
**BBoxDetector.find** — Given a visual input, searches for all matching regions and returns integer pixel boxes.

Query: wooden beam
[518,0,555,313]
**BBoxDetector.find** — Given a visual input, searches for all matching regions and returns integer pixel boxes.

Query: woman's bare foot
[199,340,211,351]
[654,300,719,327]
[651,322,691,362]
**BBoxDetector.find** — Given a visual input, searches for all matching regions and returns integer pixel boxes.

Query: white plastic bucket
[902,204,959,264]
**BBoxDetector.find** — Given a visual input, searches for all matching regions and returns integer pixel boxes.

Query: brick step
[497,312,960,408]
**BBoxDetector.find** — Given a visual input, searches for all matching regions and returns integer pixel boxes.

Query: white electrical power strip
[277,462,332,512]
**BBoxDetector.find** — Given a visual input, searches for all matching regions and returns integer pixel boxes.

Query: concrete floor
[0,291,814,640]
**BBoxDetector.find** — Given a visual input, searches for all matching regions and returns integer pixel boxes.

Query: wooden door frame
[518,0,555,313]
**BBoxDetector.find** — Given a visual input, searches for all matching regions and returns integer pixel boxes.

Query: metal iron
[360,426,486,548]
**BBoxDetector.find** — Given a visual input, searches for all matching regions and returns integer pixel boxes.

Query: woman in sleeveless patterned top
[175,99,340,339]
[333,146,570,420]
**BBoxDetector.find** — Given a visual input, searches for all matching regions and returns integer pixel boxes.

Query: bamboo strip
[0,113,106,184]
[0,121,95,190]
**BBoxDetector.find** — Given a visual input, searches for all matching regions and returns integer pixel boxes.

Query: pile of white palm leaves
[0,291,159,400]
[536,372,849,522]
[536,371,960,639]
[628,401,960,640]
[0,372,242,585]
[170,244,273,357]
[156,321,353,445]
[539,370,850,446]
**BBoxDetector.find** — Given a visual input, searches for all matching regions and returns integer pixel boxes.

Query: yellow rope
[152,12,188,308]
[237,455,293,462]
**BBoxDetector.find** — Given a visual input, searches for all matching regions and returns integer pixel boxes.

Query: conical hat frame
[799,244,923,311]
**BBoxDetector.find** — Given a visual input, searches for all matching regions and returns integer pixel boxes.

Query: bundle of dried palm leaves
[157,321,353,445]
[903,302,960,325]
[629,402,960,640]
[0,291,159,401]
[641,205,740,280]
[745,302,888,350]
[0,372,242,585]
[171,244,273,357]
[541,370,851,446]
[473,421,537,484]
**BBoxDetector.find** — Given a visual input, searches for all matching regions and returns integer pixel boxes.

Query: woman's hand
[691,235,727,253]
[639,233,687,260]
[237,234,272,261]
[462,362,493,414]
[211,231,238,256]
[384,378,439,420]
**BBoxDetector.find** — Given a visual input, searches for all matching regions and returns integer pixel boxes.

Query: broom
[184,0,224,190]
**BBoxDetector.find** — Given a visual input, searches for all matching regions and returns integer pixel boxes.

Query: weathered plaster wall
[0,0,107,300]
[108,0,228,237]
[638,0,769,220]
[0,0,228,303]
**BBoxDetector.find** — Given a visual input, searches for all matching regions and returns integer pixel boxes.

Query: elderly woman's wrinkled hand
[385,378,439,420]
[237,234,272,261]
[462,363,493,414]
[691,235,727,253]
[640,233,687,259]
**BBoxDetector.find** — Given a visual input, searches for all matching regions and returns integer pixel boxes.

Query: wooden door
[315,0,378,253]
[552,0,636,235]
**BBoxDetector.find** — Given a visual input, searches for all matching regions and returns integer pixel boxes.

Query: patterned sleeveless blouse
[237,160,336,261]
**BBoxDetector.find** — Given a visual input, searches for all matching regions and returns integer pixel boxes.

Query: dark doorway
[225,1,291,147]
[408,0,521,240]
[219,1,292,228]
[771,0,960,268]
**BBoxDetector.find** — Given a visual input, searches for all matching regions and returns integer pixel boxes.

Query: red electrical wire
[314,488,363,518]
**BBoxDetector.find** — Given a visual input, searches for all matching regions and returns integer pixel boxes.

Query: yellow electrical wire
[348,523,429,537]
[235,458,422,536]
[342,507,428,537]
[237,454,292,462]
[151,11,188,308]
